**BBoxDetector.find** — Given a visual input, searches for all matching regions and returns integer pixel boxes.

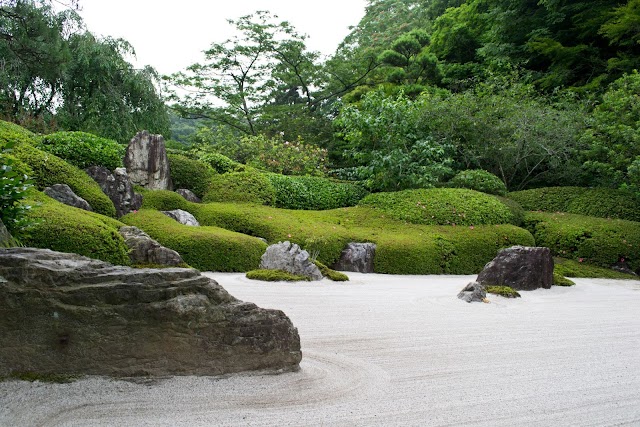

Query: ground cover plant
[246,269,310,282]
[554,258,637,280]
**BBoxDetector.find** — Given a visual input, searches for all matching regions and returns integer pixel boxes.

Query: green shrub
[508,187,640,222]
[358,188,518,226]
[267,174,368,210]
[246,269,310,282]
[36,131,125,171]
[167,154,215,198]
[195,151,243,174]
[486,286,521,298]
[448,169,507,195]
[0,147,34,235]
[12,143,116,217]
[0,120,36,146]
[315,260,349,281]
[553,257,637,279]
[22,192,129,265]
[140,189,191,211]
[493,195,525,226]
[523,212,640,271]
[121,209,266,272]
[553,272,575,286]
[203,171,275,205]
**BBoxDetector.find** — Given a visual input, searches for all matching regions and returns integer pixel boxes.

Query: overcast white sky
[76,1,368,75]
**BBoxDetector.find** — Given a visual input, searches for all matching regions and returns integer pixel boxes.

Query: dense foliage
[0,141,33,234]
[447,169,507,195]
[37,131,125,170]
[266,174,368,210]
[167,154,215,198]
[203,171,276,206]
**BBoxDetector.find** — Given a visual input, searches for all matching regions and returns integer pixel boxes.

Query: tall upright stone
[124,130,172,191]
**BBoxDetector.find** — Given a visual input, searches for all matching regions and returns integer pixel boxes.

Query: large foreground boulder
[476,246,553,291]
[124,130,172,191]
[0,248,301,377]
[260,241,323,281]
[86,166,142,218]
[119,226,184,266]
[44,184,93,212]
[332,242,376,273]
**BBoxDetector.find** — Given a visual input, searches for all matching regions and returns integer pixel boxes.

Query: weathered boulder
[176,188,201,203]
[162,209,200,227]
[124,130,172,191]
[457,281,486,303]
[43,184,93,211]
[332,242,376,273]
[0,248,301,377]
[86,166,142,218]
[119,226,184,266]
[260,241,323,281]
[476,246,554,291]
[0,219,13,247]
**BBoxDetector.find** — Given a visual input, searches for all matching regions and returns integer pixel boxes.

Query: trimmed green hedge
[447,169,507,196]
[120,209,267,272]
[508,187,640,222]
[167,154,215,198]
[22,192,129,265]
[12,142,116,217]
[266,174,368,210]
[523,212,640,272]
[358,188,518,226]
[36,131,125,171]
[196,152,243,174]
[203,171,276,205]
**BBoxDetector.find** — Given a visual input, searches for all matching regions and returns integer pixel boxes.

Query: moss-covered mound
[203,171,276,205]
[315,260,349,281]
[12,143,116,217]
[553,257,637,279]
[266,174,368,210]
[246,269,310,282]
[358,188,518,226]
[36,131,125,171]
[553,272,575,286]
[0,120,36,145]
[447,169,507,196]
[22,192,129,265]
[524,212,640,272]
[195,151,244,174]
[167,153,215,198]
[120,209,267,272]
[486,286,521,298]
[508,187,640,222]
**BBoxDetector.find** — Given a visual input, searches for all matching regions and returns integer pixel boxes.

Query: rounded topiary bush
[523,211,640,272]
[447,169,507,196]
[23,192,129,265]
[139,189,192,211]
[203,171,275,205]
[167,154,215,198]
[121,209,267,272]
[196,152,243,174]
[12,143,116,217]
[358,188,517,226]
[266,174,368,210]
[508,187,640,222]
[36,131,125,171]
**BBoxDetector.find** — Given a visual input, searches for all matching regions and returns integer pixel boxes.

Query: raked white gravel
[1,272,640,426]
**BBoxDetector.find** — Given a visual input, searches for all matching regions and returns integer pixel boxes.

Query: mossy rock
[246,269,310,282]
[553,272,575,287]
[508,187,640,222]
[167,153,215,199]
[315,260,349,281]
[121,209,267,272]
[486,286,521,298]
[203,171,276,205]
[12,142,116,217]
[22,192,129,265]
[553,257,637,279]
[266,174,368,210]
[523,211,640,272]
[358,188,518,226]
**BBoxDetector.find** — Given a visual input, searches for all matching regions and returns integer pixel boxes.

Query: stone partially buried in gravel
[476,245,553,291]
[457,281,486,303]
[332,242,376,273]
[0,248,302,377]
[260,241,323,281]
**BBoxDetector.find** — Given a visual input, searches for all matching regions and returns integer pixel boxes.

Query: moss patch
[1,371,82,383]
[553,257,637,279]
[486,286,521,298]
[553,272,576,287]
[315,260,349,281]
[246,269,310,282]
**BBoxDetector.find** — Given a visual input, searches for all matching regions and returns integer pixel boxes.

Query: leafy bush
[12,142,116,217]
[140,189,191,211]
[523,211,640,272]
[22,192,129,265]
[167,154,215,198]
[358,188,518,226]
[203,171,275,205]
[0,144,34,234]
[195,151,242,174]
[508,187,640,222]
[36,131,125,171]
[121,209,266,272]
[447,169,507,195]
[0,120,36,146]
[266,174,368,210]
[246,269,310,282]
[244,135,328,176]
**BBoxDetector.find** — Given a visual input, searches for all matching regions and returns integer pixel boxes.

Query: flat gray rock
[162,209,200,226]
[0,248,301,377]
[44,183,92,211]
